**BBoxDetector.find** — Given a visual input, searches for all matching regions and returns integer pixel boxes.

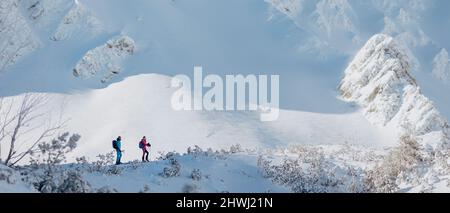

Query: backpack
[112,140,118,149]
[139,141,144,149]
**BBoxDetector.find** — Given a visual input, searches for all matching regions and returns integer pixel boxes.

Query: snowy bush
[157,151,180,161]
[191,169,202,181]
[29,132,81,174]
[229,144,244,154]
[34,170,91,193]
[257,155,275,178]
[219,144,244,155]
[187,145,204,155]
[75,156,89,165]
[93,151,115,167]
[258,146,365,193]
[138,185,151,193]
[364,134,426,192]
[26,132,84,192]
[96,186,118,193]
[57,171,91,193]
[434,145,450,175]
[0,166,15,184]
[182,183,199,193]
[36,176,58,193]
[161,158,181,178]
[128,160,141,170]
[83,151,116,174]
[106,165,122,176]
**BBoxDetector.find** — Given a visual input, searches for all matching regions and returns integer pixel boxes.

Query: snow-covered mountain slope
[339,34,450,151]
[50,0,103,41]
[0,0,40,73]
[0,73,392,164]
[80,150,292,193]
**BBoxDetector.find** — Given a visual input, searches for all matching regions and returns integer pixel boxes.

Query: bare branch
[2,93,67,166]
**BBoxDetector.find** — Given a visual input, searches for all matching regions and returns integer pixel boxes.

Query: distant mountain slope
[57,73,393,162]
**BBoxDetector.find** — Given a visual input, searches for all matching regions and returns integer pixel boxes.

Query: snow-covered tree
[29,132,80,173]
[0,94,66,166]
[364,133,425,192]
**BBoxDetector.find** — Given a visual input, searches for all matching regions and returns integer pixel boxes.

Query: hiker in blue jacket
[112,136,123,165]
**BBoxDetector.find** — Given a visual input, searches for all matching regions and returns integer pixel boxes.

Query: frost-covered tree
[432,48,450,82]
[364,133,425,192]
[56,171,91,193]
[0,94,66,166]
[93,151,115,167]
[161,158,181,178]
[28,133,86,193]
[29,132,80,173]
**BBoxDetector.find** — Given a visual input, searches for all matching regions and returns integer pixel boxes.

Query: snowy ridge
[0,144,383,193]
[73,36,135,83]
[339,34,449,149]
[22,0,72,28]
[432,48,450,83]
[0,0,40,73]
[266,0,361,55]
[51,0,102,41]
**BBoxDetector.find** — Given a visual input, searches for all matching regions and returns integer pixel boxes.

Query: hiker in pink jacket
[139,136,151,162]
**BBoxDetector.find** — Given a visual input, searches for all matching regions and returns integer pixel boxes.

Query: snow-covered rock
[339,34,449,150]
[0,0,40,73]
[72,36,135,83]
[51,0,103,41]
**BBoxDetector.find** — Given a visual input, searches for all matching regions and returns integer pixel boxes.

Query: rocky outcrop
[73,36,135,83]
[339,34,449,150]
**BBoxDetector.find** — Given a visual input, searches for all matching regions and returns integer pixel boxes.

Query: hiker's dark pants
[142,150,149,161]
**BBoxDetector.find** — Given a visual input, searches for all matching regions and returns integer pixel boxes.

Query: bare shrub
[364,134,426,192]
[0,94,67,166]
